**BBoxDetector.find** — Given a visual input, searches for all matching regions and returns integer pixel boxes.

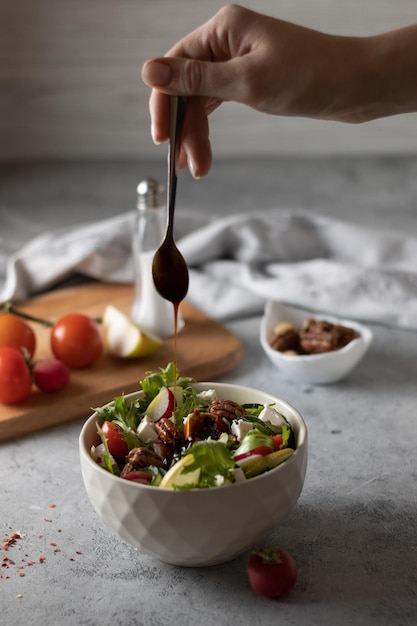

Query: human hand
[142,5,348,177]
[141,4,417,178]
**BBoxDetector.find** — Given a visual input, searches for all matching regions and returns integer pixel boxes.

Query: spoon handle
[167,96,186,238]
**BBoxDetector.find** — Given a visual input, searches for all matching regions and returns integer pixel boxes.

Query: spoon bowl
[152,234,189,304]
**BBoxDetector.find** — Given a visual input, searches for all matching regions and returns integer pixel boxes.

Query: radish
[146,386,175,422]
[122,471,152,484]
[169,385,183,408]
[234,446,273,467]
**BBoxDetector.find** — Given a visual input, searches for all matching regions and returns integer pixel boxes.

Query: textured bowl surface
[79,382,307,567]
[260,301,373,385]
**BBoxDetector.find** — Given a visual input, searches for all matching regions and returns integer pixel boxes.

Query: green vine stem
[0,302,54,327]
[0,302,102,326]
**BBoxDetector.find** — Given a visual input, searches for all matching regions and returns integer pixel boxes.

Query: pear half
[103,305,162,359]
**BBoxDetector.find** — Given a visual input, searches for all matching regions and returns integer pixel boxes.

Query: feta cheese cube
[137,416,159,443]
[231,419,254,441]
[258,404,287,430]
[197,389,218,404]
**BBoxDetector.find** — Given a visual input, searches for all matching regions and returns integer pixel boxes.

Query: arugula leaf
[180,440,236,489]
[170,385,206,430]
[140,362,194,403]
[95,422,120,475]
[94,394,141,428]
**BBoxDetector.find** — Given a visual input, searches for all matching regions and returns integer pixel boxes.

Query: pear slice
[159,454,200,489]
[103,305,162,359]
[242,448,295,479]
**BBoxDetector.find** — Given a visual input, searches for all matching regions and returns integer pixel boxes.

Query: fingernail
[142,60,173,87]
[151,125,162,145]
[188,157,201,180]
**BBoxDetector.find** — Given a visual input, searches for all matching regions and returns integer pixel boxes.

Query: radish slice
[234,446,273,467]
[122,471,152,484]
[146,386,175,422]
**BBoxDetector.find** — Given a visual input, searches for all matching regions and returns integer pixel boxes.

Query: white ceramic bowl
[260,301,373,385]
[79,382,307,567]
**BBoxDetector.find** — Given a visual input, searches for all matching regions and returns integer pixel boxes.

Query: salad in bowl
[90,363,296,490]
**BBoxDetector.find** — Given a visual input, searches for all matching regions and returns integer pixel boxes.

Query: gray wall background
[1,0,417,162]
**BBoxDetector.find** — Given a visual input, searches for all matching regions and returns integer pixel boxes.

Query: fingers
[142,56,245,101]
[148,90,212,178]
[140,5,259,177]
[148,90,171,145]
[180,97,212,179]
[143,55,248,177]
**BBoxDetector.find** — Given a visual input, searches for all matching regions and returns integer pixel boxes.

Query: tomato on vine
[51,313,103,369]
[0,346,33,404]
[0,313,36,358]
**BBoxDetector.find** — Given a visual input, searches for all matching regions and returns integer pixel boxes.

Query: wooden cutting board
[0,283,242,442]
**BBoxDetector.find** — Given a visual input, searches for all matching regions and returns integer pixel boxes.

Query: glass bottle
[131,177,183,338]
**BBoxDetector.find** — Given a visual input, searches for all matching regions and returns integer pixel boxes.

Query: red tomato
[0,346,33,404]
[0,313,36,358]
[247,546,298,598]
[272,435,284,451]
[101,421,129,458]
[50,313,103,369]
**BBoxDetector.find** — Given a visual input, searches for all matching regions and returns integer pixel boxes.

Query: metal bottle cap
[137,177,163,210]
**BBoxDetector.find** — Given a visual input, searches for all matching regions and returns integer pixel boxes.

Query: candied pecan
[210,399,245,421]
[153,441,174,468]
[336,324,358,347]
[269,322,301,353]
[154,417,184,446]
[184,409,216,442]
[299,318,358,354]
[121,447,163,476]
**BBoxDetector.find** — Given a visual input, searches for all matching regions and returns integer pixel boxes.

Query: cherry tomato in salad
[247,546,298,598]
[101,421,129,458]
[50,313,103,369]
[272,434,284,451]
[32,359,70,393]
[0,346,33,404]
[0,313,36,358]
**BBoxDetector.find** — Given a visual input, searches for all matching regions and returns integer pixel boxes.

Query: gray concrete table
[1,157,417,626]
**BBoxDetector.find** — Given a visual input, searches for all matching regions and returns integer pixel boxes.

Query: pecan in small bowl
[260,301,372,384]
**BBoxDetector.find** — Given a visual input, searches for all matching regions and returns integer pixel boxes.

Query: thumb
[142,57,239,100]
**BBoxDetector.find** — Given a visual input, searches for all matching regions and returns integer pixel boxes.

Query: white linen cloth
[1,209,417,330]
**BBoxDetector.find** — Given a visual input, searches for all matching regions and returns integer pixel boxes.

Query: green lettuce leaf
[234,429,274,457]
[179,440,236,489]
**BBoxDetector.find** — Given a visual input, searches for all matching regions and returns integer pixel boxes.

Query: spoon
[152,96,189,304]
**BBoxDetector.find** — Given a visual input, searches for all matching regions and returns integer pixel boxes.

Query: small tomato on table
[0,346,33,404]
[0,313,36,358]
[51,313,103,369]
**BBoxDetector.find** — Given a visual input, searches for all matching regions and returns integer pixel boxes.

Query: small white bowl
[260,301,373,385]
[79,382,307,567]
